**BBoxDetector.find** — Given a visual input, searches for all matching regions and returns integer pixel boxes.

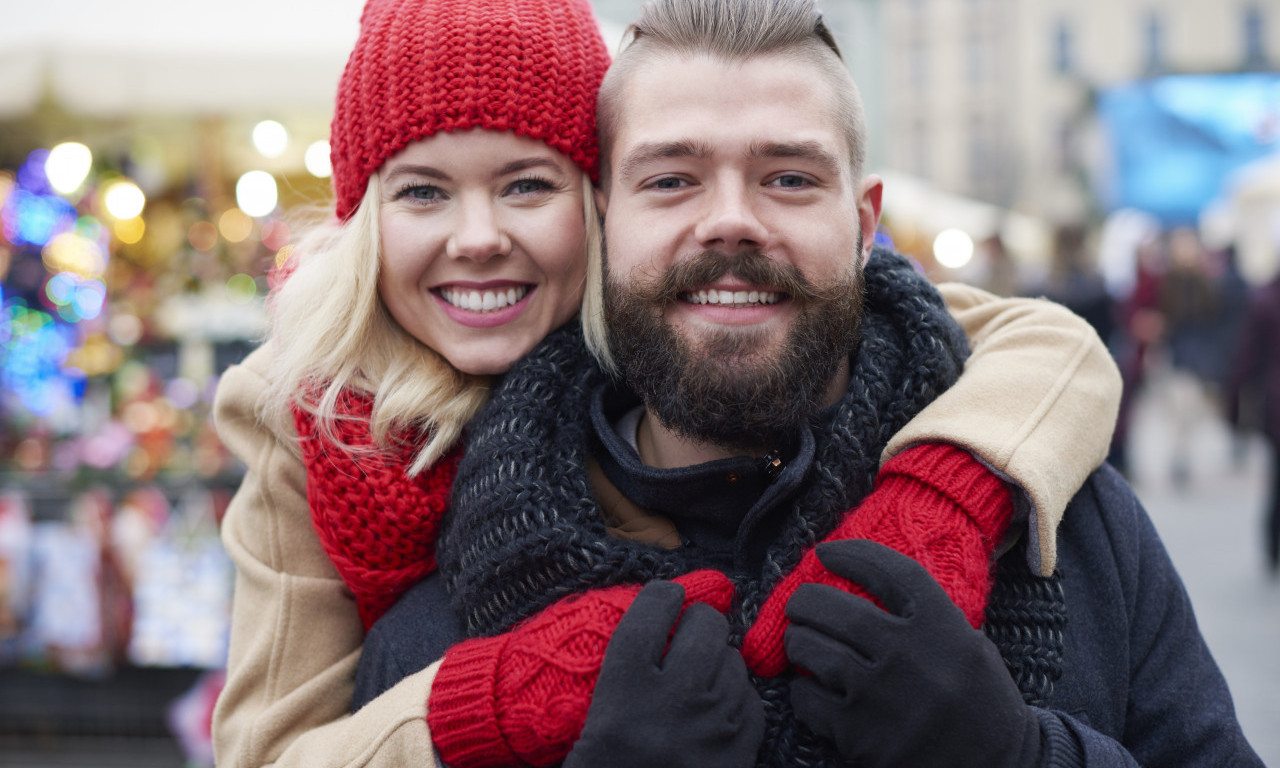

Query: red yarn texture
[329,0,611,219]
[741,442,1015,678]
[427,570,735,768]
[292,392,460,630]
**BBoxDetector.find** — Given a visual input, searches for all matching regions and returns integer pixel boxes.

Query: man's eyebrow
[616,140,711,181]
[748,140,842,177]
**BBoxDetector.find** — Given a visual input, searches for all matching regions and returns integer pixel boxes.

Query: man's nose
[694,182,768,250]
[446,197,511,262]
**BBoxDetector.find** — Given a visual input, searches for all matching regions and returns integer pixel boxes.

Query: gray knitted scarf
[438,249,1064,766]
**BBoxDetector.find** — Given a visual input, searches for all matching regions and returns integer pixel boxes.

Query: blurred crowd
[976,224,1280,572]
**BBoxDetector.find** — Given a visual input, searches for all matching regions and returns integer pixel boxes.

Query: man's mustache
[621,249,848,305]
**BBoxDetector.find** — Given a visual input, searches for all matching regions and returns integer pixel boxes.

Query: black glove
[785,539,1041,768]
[564,580,765,768]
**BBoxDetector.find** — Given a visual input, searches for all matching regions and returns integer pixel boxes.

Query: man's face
[599,51,882,449]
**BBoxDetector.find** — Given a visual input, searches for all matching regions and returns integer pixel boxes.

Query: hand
[426,571,734,768]
[565,581,764,768]
[785,539,1040,768]
[742,442,1012,677]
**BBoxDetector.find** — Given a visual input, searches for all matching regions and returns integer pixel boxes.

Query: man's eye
[650,177,688,190]
[770,175,810,188]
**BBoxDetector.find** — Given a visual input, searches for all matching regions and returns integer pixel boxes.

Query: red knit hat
[329,0,611,220]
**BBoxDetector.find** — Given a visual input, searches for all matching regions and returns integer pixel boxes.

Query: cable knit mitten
[427,570,735,768]
[741,442,1015,678]
[293,394,461,630]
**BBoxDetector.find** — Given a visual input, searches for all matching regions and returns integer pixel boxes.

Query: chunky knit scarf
[439,250,1065,766]
[292,392,461,630]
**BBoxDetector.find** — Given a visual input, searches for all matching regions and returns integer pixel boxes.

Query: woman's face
[378,130,588,376]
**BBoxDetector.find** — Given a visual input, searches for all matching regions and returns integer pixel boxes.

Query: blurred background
[1,0,1277,765]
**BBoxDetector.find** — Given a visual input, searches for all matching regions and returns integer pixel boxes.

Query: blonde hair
[262,172,602,475]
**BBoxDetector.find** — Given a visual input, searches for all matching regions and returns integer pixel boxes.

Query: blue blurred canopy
[1097,73,1280,226]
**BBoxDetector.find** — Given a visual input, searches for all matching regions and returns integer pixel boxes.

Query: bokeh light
[114,216,146,244]
[187,221,219,252]
[1,301,78,417]
[45,142,93,195]
[3,188,77,247]
[43,231,107,278]
[305,140,332,178]
[236,171,278,217]
[933,228,975,269]
[226,273,258,304]
[108,312,144,347]
[252,120,289,158]
[17,150,53,194]
[218,208,253,243]
[164,377,200,410]
[103,179,146,219]
[260,220,290,251]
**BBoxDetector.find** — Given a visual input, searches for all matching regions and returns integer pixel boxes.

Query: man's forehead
[609,52,847,167]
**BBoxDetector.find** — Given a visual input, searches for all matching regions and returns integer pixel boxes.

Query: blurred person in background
[1039,224,1116,347]
[1108,232,1167,475]
[1226,267,1280,574]
[210,0,1127,765]
[1157,227,1225,486]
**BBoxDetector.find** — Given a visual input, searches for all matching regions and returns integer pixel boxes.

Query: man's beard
[603,240,864,452]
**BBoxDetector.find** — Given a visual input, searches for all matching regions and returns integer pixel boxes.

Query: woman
[211,0,1120,766]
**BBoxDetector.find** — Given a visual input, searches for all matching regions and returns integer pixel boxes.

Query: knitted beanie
[329,0,611,220]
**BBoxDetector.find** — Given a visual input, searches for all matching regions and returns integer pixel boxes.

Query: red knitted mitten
[741,442,1015,678]
[293,393,461,630]
[427,570,735,768]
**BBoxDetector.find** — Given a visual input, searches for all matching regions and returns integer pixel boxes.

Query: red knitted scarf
[292,391,460,630]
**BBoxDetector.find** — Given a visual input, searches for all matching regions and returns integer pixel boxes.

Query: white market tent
[0,0,365,117]
[0,0,627,118]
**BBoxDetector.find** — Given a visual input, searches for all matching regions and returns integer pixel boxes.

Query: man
[363,1,1263,766]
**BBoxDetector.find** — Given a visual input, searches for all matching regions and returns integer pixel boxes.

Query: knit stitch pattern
[330,0,611,219]
[741,442,1014,677]
[428,570,734,768]
[292,391,460,630]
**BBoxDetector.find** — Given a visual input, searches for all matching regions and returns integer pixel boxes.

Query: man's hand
[785,539,1040,768]
[565,581,765,768]
[427,571,734,768]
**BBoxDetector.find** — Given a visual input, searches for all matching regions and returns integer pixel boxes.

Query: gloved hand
[785,539,1041,768]
[426,570,735,768]
[564,580,765,768]
[742,442,1013,677]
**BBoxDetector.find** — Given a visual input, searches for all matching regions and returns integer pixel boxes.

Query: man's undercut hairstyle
[596,0,868,187]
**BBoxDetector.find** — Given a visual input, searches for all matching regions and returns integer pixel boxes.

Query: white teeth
[681,289,782,307]
[441,286,529,312]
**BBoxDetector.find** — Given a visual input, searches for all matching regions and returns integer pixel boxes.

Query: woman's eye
[507,177,555,196]
[398,184,444,202]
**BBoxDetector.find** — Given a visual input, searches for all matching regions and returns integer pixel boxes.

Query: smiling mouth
[438,285,530,312]
[679,289,784,307]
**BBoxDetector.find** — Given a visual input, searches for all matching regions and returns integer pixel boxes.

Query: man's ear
[856,174,883,264]
[594,185,609,217]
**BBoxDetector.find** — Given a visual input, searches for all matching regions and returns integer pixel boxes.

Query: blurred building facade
[877,0,1277,226]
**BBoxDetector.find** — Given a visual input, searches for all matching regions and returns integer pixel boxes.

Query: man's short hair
[595,0,868,188]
